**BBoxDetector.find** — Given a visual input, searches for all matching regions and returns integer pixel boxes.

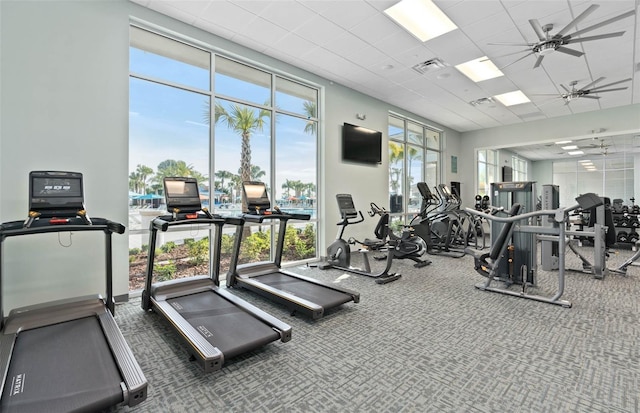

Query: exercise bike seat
[361,238,387,250]
[359,211,390,250]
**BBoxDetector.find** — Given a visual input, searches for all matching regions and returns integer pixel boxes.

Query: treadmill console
[163,177,214,220]
[29,171,85,217]
[26,171,91,227]
[243,181,271,214]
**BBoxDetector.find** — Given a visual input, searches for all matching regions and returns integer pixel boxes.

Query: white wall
[1,0,130,311]
[458,104,640,209]
[531,160,554,197]
[0,0,460,308]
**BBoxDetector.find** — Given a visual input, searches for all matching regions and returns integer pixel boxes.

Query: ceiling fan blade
[560,84,571,93]
[589,78,632,90]
[529,19,546,41]
[580,76,606,91]
[485,49,535,60]
[487,42,534,47]
[497,51,536,70]
[588,87,629,93]
[535,98,563,107]
[533,55,544,68]
[568,9,635,38]
[555,46,583,57]
[555,4,599,37]
[581,95,601,99]
[566,32,626,44]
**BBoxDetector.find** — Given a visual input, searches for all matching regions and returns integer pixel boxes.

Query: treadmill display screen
[29,171,85,214]
[243,182,271,212]
[164,177,202,212]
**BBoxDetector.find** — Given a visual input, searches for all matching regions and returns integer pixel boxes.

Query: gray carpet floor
[112,244,640,412]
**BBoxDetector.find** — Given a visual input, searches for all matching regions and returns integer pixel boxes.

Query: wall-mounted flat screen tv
[342,123,382,165]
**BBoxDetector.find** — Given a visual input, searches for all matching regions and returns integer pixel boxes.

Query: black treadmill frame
[0,218,147,411]
[227,212,360,319]
[141,215,292,373]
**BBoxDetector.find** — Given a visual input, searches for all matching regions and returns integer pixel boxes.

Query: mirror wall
[482,131,640,207]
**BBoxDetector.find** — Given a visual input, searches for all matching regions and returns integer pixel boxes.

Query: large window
[129,27,319,291]
[512,156,528,181]
[477,149,498,196]
[388,114,442,230]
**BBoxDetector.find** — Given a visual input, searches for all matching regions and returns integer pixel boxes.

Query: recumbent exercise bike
[319,194,430,284]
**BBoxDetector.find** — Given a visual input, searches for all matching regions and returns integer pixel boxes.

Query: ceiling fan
[490,4,635,69]
[534,77,631,106]
[558,77,632,104]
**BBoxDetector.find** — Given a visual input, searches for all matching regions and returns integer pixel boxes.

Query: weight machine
[466,192,604,308]
[540,186,610,279]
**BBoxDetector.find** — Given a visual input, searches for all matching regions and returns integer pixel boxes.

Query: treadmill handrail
[151,215,226,231]
[242,212,311,223]
[0,218,124,238]
[0,217,124,323]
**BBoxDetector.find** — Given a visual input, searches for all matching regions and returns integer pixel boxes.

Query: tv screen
[342,123,382,165]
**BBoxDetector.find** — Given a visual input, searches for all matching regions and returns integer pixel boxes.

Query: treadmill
[0,171,147,413]
[226,181,360,319]
[141,177,291,372]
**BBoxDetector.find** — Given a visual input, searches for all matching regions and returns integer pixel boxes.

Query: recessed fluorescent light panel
[562,145,578,150]
[494,90,531,106]
[556,140,572,144]
[384,0,457,42]
[568,150,585,155]
[455,57,504,82]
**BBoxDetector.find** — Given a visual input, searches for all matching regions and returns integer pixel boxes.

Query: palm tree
[389,142,404,193]
[135,164,154,194]
[214,170,235,195]
[240,165,266,181]
[129,171,142,194]
[215,101,270,211]
[153,159,206,189]
[406,146,420,186]
[281,179,294,198]
[303,101,317,135]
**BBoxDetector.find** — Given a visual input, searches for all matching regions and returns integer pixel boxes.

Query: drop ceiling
[131,0,639,157]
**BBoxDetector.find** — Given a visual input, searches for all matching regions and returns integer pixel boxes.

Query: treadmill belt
[168,291,279,359]
[257,272,353,308]
[1,316,124,413]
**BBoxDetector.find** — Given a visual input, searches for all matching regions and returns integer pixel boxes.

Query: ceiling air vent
[412,58,447,74]
[469,97,494,106]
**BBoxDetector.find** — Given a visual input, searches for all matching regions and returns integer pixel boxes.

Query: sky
[129,47,317,200]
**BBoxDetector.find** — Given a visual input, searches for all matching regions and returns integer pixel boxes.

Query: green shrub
[241,230,270,261]
[221,233,235,255]
[284,225,315,260]
[154,261,177,282]
[188,238,209,266]
[160,241,177,253]
[129,247,141,256]
[140,244,149,253]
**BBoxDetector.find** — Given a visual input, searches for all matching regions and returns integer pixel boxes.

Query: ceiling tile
[257,1,318,31]
[133,0,639,135]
